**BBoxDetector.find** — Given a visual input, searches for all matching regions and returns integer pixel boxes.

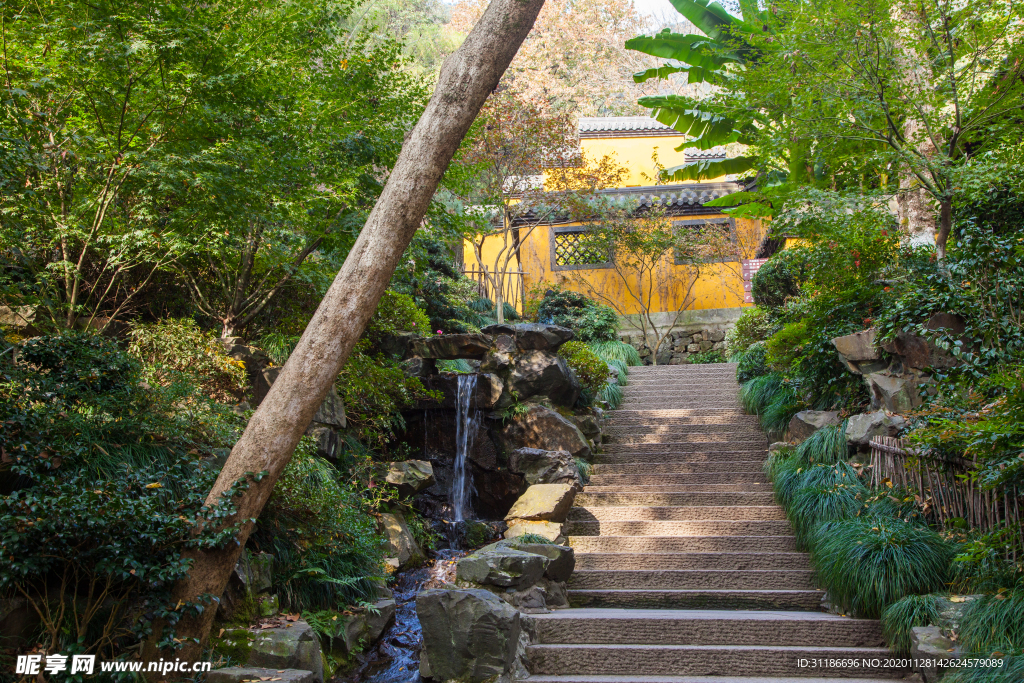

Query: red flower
[854,260,861,267]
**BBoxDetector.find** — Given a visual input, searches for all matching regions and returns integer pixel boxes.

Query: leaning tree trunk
[144,0,547,670]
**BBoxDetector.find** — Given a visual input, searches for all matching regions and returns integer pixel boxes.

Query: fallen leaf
[146,482,162,489]
[950,596,966,603]
[219,629,225,638]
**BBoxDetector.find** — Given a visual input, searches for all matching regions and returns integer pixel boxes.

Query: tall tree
[144,0,548,667]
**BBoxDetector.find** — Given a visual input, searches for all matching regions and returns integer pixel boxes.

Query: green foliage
[940,657,1024,683]
[788,471,867,547]
[810,516,953,618]
[258,332,301,366]
[740,373,802,438]
[598,381,624,410]
[560,341,610,396]
[128,318,247,402]
[366,290,433,344]
[881,594,945,653]
[764,321,810,370]
[960,592,1024,654]
[250,439,385,612]
[726,307,778,355]
[588,340,642,366]
[437,359,475,373]
[514,534,557,545]
[574,457,593,482]
[795,422,848,466]
[404,507,441,552]
[950,528,1024,594]
[689,349,727,364]
[538,289,619,342]
[751,253,803,310]
[736,342,768,383]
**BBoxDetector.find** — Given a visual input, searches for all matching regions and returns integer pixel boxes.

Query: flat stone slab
[207,667,316,683]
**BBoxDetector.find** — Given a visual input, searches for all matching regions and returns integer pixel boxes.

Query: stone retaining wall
[621,328,730,365]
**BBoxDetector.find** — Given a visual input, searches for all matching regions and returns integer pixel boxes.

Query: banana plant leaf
[662,155,756,182]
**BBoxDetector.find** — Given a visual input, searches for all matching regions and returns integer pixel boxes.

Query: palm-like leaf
[663,155,756,182]
[625,31,739,69]
[632,63,729,85]
[638,97,735,142]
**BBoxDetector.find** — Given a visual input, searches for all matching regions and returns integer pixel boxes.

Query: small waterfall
[450,373,479,523]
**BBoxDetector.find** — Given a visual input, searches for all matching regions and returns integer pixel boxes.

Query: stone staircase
[522,363,904,682]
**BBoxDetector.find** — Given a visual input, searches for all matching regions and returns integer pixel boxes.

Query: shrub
[366,289,432,343]
[881,594,945,653]
[795,421,848,465]
[128,318,248,401]
[726,306,777,355]
[560,340,610,396]
[250,439,385,611]
[537,288,618,342]
[740,373,802,438]
[959,591,1024,654]
[690,349,726,364]
[588,339,642,366]
[736,342,768,383]
[788,472,867,547]
[598,381,623,409]
[764,320,811,371]
[751,252,802,309]
[810,516,953,618]
[950,528,1024,594]
[940,657,1024,683]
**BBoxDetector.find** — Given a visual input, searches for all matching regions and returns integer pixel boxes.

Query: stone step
[588,473,770,487]
[573,552,811,570]
[595,451,767,464]
[592,462,766,475]
[575,492,776,507]
[619,398,741,406]
[566,520,793,537]
[526,644,900,678]
[623,387,741,395]
[602,443,766,455]
[604,424,761,436]
[627,364,736,373]
[583,484,772,494]
[566,589,826,611]
[568,570,817,591]
[569,535,798,553]
[528,609,883,647]
[607,433,766,445]
[524,676,902,683]
[568,506,785,522]
[604,416,758,427]
[610,409,746,418]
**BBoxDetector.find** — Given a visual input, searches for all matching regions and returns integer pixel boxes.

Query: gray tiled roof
[579,116,678,136]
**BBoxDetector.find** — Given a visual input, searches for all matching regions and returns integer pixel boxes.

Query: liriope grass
[881,593,945,653]
[599,382,623,409]
[960,591,1024,654]
[940,656,1024,682]
[605,357,630,386]
[789,478,867,548]
[794,421,848,465]
[740,373,801,438]
[810,516,953,618]
[588,340,642,367]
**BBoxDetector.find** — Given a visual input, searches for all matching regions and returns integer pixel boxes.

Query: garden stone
[709,330,726,342]
[400,356,436,378]
[258,594,280,617]
[510,350,580,406]
[787,410,841,443]
[385,460,435,496]
[934,594,982,631]
[866,373,921,412]
[422,372,508,410]
[832,328,879,362]
[247,620,324,683]
[656,347,673,365]
[207,667,316,683]
[511,323,574,351]
[492,543,574,582]
[307,426,340,461]
[381,511,425,568]
[416,589,522,682]
[378,331,420,359]
[505,484,576,523]
[699,340,714,352]
[500,404,591,462]
[456,548,550,588]
[504,519,566,544]
[410,333,492,360]
[571,414,601,442]
[768,442,791,452]
[508,448,581,486]
[686,343,700,353]
[910,626,956,683]
[845,411,908,448]
[327,599,396,656]
[481,323,517,336]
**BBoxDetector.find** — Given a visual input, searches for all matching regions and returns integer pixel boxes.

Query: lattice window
[554,230,607,267]
[673,218,737,264]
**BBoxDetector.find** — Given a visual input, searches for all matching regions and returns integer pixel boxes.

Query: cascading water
[449,373,479,523]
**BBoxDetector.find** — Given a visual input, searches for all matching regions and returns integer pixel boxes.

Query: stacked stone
[623,327,729,365]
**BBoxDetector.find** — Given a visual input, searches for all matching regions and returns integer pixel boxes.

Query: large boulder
[866,373,922,413]
[510,323,575,352]
[832,328,879,362]
[385,460,435,497]
[411,333,492,360]
[511,350,580,406]
[381,512,426,569]
[505,484,577,523]
[417,589,524,682]
[508,448,581,486]
[504,519,566,544]
[490,542,575,582]
[501,404,591,462]
[247,621,324,683]
[845,411,908,448]
[456,548,550,588]
[570,414,602,443]
[787,410,842,443]
[326,598,396,657]
[421,372,509,410]
[910,626,957,683]
[208,668,316,683]
[218,551,274,620]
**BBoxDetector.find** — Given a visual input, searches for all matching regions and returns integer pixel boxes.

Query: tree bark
[144,0,546,670]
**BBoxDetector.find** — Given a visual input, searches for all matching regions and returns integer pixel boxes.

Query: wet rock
[500,404,591,462]
[422,372,509,411]
[325,599,396,657]
[307,425,341,461]
[385,460,435,497]
[381,511,426,568]
[866,373,922,413]
[787,410,842,443]
[511,350,580,406]
[247,620,324,683]
[508,447,581,486]
[417,589,523,682]
[510,323,575,351]
[768,442,792,452]
[504,520,566,544]
[505,484,576,523]
[451,520,506,548]
[456,548,550,588]
[208,667,316,683]
[411,333,492,360]
[845,411,908,448]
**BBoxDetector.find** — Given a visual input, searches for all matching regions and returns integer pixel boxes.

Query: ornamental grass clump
[788,475,867,548]
[959,591,1024,655]
[740,373,802,438]
[881,593,945,653]
[810,516,953,618]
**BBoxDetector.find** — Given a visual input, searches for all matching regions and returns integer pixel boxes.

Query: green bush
[764,320,811,371]
[940,657,1024,683]
[366,289,432,343]
[959,591,1024,654]
[598,381,623,409]
[537,289,618,342]
[810,516,953,618]
[881,594,945,653]
[751,251,802,309]
[726,306,777,355]
[560,340,610,396]
[736,342,768,382]
[588,339,642,366]
[740,372,802,438]
[690,349,726,364]
[795,421,848,465]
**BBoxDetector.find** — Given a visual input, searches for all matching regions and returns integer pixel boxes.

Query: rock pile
[622,327,728,365]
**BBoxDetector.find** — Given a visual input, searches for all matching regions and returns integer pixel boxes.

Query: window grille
[673,217,737,264]
[554,230,607,267]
